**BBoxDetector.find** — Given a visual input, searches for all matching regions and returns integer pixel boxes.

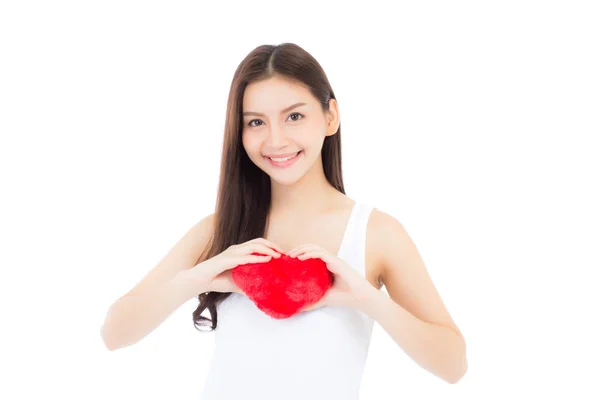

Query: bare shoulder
[122,212,216,297]
[189,212,217,263]
[368,208,401,258]
[367,208,418,279]
[365,208,392,287]
[367,208,463,336]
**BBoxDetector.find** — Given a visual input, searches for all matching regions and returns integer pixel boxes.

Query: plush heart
[231,250,334,319]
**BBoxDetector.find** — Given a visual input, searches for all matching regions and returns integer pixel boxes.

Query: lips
[264,150,303,167]
[264,151,301,159]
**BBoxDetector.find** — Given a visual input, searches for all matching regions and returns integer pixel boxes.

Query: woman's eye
[247,112,304,128]
[288,112,303,121]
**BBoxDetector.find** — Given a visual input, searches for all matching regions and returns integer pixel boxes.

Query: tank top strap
[338,202,375,277]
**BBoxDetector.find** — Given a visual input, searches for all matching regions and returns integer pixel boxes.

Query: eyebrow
[242,102,307,117]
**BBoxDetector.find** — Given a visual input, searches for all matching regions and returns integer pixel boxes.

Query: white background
[1,1,599,399]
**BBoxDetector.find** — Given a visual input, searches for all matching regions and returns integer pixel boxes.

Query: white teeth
[268,152,299,162]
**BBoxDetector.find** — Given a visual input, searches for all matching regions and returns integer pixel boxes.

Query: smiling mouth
[265,151,301,162]
[263,150,303,167]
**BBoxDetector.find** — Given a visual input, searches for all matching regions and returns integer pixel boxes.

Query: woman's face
[241,75,338,184]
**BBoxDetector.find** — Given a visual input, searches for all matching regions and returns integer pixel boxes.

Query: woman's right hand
[178,238,285,296]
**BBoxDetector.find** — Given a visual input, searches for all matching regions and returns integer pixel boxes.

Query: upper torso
[263,196,383,291]
[200,197,381,400]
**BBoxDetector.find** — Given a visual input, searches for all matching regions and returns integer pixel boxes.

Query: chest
[264,214,346,256]
[263,214,382,290]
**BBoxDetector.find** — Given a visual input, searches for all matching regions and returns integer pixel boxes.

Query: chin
[269,176,302,186]
[266,167,309,186]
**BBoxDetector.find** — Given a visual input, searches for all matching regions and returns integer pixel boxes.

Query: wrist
[357,287,388,317]
[171,270,207,301]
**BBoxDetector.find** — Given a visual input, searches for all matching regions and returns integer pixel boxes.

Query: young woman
[101,42,467,399]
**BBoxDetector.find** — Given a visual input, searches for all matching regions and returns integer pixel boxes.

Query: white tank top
[201,201,376,400]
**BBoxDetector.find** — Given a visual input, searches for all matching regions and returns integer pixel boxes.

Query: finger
[297,251,326,261]
[295,252,313,260]
[255,244,282,258]
[246,254,273,263]
[258,242,285,256]
[256,238,286,254]
[287,244,318,257]
[242,243,281,258]
[233,254,272,268]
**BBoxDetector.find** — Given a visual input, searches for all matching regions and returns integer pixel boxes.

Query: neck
[269,158,341,218]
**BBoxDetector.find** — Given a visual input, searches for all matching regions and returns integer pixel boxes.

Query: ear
[325,98,340,137]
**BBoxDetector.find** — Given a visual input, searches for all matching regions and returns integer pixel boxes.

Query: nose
[265,124,288,147]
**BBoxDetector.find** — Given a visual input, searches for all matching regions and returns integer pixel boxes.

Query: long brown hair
[192,42,345,331]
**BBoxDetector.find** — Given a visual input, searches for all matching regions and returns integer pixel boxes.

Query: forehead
[242,77,313,111]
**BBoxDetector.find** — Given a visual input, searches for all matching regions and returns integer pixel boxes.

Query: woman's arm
[101,273,199,350]
[360,209,467,383]
[360,288,467,383]
[101,214,215,350]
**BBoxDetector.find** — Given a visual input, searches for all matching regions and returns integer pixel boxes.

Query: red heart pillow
[231,250,334,319]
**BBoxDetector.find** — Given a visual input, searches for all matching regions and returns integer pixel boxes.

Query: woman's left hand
[286,244,377,312]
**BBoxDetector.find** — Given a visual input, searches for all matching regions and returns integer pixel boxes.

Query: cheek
[241,133,258,153]
[243,139,267,164]
[305,121,327,141]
